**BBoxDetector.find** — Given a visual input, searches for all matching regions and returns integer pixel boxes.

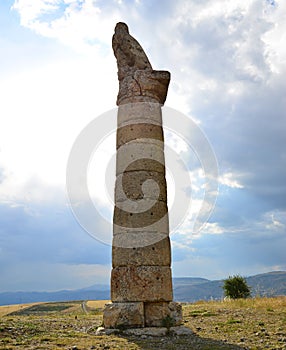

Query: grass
[183,296,286,349]
[0,302,43,317]
[0,296,285,349]
[86,300,109,309]
[9,302,74,315]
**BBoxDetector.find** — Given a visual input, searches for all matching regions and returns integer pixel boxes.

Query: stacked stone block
[103,22,182,329]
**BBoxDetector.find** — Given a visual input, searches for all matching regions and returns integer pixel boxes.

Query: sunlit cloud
[219,172,244,189]
[0,0,285,291]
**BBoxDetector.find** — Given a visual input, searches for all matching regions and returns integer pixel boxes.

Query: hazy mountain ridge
[174,271,286,302]
[1,271,285,306]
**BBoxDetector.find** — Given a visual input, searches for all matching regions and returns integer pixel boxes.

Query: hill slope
[174,271,286,302]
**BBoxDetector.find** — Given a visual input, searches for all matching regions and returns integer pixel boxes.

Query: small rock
[90,346,96,349]
[95,327,105,336]
[123,327,167,337]
[170,326,193,336]
[72,347,78,350]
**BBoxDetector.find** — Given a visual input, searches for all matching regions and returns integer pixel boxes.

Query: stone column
[103,22,182,329]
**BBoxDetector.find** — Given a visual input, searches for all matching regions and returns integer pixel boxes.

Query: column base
[144,301,182,327]
[103,301,182,329]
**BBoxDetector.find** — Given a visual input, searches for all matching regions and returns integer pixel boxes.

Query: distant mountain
[0,288,110,306]
[1,271,285,306]
[247,271,286,296]
[173,277,210,287]
[173,271,286,302]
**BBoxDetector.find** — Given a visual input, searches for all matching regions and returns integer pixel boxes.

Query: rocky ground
[0,297,285,349]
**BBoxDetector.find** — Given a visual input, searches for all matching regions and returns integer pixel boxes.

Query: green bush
[223,275,251,299]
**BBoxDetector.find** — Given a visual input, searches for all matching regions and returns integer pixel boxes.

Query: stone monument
[103,22,182,329]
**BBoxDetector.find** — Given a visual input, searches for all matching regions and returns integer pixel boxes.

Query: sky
[0,0,285,292]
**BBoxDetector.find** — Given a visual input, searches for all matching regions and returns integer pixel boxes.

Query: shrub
[223,275,251,299]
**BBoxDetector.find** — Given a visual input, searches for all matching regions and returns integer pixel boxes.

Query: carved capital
[112,23,170,105]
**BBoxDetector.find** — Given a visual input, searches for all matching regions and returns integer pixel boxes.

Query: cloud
[12,0,121,53]
[0,49,117,190]
[0,195,112,267]
[161,0,286,217]
[3,0,286,287]
[0,262,110,291]
[0,167,5,184]
[219,173,244,189]
[172,209,286,279]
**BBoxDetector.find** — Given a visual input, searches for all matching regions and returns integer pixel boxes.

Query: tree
[223,275,251,299]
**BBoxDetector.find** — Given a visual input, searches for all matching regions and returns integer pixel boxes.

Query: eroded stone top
[112,22,170,105]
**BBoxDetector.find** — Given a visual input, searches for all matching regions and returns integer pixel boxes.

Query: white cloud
[3,0,285,290]
[88,132,116,210]
[0,262,110,291]
[219,172,244,189]
[202,222,224,235]
[12,0,61,26]
[12,0,120,53]
[0,51,117,202]
[264,211,286,231]
[262,0,286,73]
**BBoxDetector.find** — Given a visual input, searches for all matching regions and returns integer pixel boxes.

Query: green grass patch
[226,318,242,324]
[188,309,217,317]
[189,309,207,317]
[201,311,217,317]
[9,303,72,315]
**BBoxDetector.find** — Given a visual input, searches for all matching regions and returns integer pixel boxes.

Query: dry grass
[216,296,286,310]
[0,302,42,317]
[0,297,285,349]
[86,300,110,309]
[184,296,286,349]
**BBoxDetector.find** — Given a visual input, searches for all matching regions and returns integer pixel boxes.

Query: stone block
[116,141,165,176]
[103,302,144,328]
[134,69,170,105]
[112,231,169,249]
[111,266,173,302]
[144,301,183,327]
[113,214,169,236]
[112,236,171,267]
[170,326,193,336]
[117,102,162,128]
[120,95,160,105]
[115,171,167,202]
[116,70,170,106]
[117,123,163,149]
[113,200,168,229]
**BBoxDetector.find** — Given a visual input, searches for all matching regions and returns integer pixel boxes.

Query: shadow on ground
[116,330,247,350]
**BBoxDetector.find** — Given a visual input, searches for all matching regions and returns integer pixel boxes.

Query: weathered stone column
[103,22,182,329]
